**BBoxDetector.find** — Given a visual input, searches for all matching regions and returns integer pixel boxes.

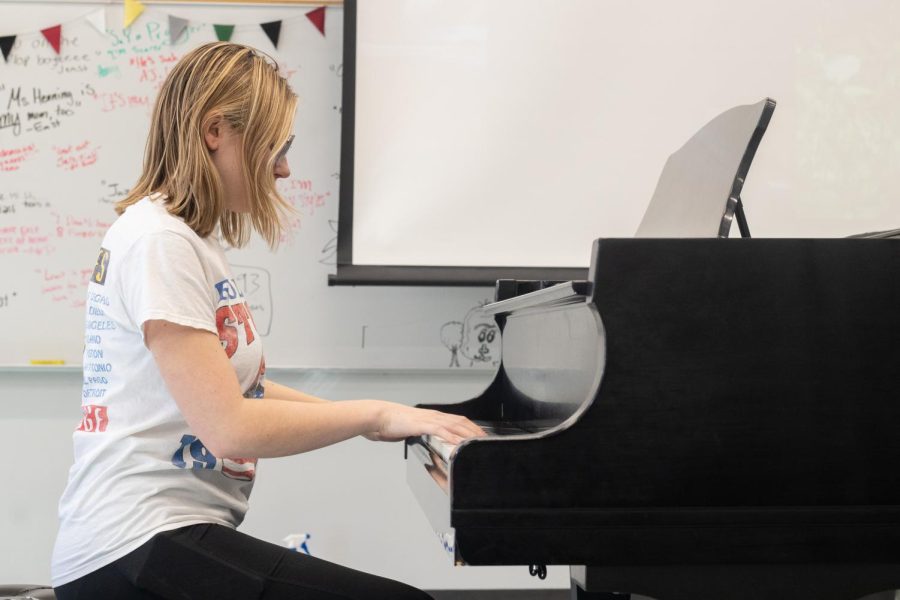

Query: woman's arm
[145,319,484,458]
[265,382,386,441]
[264,380,329,404]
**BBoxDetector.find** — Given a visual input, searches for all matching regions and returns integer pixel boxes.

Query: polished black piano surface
[406,238,900,600]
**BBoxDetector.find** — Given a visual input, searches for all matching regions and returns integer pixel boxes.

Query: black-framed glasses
[275,134,294,164]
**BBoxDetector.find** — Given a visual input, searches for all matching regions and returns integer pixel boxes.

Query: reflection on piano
[406,238,900,600]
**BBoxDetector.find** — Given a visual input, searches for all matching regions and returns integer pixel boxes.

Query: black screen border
[329,0,588,286]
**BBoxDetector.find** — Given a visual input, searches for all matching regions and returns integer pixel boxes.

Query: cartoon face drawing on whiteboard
[440,321,463,368]
[460,306,500,366]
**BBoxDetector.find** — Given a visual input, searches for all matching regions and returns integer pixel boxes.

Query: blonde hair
[116,42,298,249]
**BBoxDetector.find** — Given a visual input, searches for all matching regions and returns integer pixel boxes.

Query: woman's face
[206,119,291,213]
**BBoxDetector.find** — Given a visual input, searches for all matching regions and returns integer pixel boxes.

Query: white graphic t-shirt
[51,195,266,587]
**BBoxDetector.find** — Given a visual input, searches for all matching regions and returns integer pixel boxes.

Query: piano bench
[0,584,56,599]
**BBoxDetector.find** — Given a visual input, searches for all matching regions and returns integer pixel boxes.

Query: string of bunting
[0,1,327,63]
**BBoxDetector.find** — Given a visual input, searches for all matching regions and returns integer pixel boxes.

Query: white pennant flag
[85,8,107,36]
[169,15,189,44]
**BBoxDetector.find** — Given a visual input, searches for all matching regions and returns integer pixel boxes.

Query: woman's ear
[203,114,223,152]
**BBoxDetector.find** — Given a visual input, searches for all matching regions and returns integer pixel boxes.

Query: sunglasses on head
[275,134,294,164]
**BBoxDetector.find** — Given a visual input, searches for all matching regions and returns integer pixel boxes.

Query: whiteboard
[349,0,900,269]
[0,3,496,368]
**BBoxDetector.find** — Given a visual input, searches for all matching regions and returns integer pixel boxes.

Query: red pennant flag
[41,25,62,54]
[306,6,326,37]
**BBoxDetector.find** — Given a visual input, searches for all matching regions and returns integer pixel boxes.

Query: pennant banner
[85,8,107,37]
[0,35,15,63]
[214,24,234,42]
[0,8,315,61]
[124,0,145,29]
[306,7,326,37]
[169,15,189,44]
[41,25,62,54]
[261,21,282,49]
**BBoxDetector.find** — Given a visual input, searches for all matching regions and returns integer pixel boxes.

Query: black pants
[55,523,433,599]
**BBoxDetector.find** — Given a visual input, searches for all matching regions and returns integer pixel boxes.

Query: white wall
[0,368,568,591]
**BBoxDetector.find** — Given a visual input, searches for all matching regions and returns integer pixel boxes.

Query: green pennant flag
[213,24,234,42]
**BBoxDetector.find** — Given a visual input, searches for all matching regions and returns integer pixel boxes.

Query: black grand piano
[404,100,900,600]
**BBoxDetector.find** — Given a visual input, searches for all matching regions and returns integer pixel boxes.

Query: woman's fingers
[451,416,486,439]
[435,427,462,445]
[430,412,487,443]
[372,402,489,443]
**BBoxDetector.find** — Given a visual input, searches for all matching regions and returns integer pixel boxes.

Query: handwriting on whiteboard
[276,178,334,244]
[0,224,54,256]
[0,190,49,214]
[0,144,37,171]
[0,291,17,310]
[35,267,95,308]
[104,22,203,64]
[54,140,100,171]
[1,83,93,137]
[98,181,130,206]
[93,91,151,113]
[230,265,274,336]
[5,35,90,75]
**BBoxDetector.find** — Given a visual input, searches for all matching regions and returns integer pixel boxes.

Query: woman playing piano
[51,42,484,600]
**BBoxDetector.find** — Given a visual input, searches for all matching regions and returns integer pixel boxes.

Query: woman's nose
[274,157,291,179]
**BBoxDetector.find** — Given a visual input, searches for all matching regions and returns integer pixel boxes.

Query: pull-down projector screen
[334,0,900,285]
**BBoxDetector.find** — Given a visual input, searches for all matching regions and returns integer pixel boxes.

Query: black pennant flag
[261,20,282,49]
[0,35,15,62]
